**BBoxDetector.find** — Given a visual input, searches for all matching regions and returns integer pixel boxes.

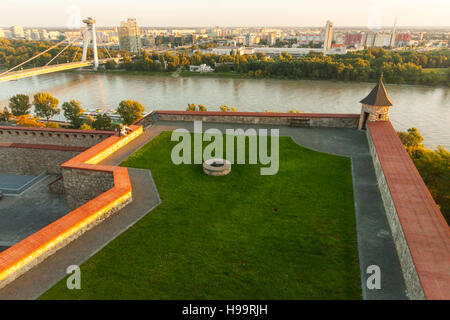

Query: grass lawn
[40,132,361,299]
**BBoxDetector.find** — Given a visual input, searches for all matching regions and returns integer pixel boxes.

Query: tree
[117,100,145,125]
[80,123,94,130]
[398,127,425,159]
[186,103,196,111]
[15,114,45,127]
[398,128,450,224]
[33,92,59,124]
[92,114,113,131]
[9,94,31,116]
[0,107,13,122]
[62,100,85,129]
[105,60,116,70]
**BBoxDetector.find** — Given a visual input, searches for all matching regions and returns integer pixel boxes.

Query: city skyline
[0,0,449,28]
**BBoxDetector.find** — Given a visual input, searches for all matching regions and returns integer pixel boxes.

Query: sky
[0,0,449,28]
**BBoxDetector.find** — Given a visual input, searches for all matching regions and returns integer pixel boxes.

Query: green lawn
[40,132,361,299]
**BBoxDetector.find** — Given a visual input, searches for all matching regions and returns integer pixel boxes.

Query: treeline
[120,47,450,86]
[0,93,145,130]
[398,128,449,224]
[0,38,127,69]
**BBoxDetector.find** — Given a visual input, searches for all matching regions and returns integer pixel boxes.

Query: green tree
[398,127,425,159]
[9,94,31,116]
[117,100,145,125]
[105,60,116,70]
[398,128,450,224]
[33,92,59,124]
[62,100,84,129]
[92,114,113,131]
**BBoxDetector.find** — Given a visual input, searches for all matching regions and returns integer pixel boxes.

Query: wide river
[0,72,448,149]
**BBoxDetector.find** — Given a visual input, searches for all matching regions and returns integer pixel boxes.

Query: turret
[358,74,393,130]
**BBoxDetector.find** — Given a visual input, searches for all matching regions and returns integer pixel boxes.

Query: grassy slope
[40,132,361,299]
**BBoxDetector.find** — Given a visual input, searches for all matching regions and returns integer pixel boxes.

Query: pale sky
[0,0,449,28]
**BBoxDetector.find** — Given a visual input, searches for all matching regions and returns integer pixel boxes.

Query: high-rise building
[268,33,277,46]
[118,18,142,53]
[323,20,333,53]
[11,25,24,38]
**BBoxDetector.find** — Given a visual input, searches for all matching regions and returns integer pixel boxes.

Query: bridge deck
[0,59,115,83]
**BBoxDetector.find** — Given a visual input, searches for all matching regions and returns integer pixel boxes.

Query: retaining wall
[0,125,143,290]
[366,121,450,300]
[0,143,85,175]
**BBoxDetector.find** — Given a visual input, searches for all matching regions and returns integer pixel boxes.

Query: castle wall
[0,144,83,176]
[0,126,117,148]
[62,167,115,210]
[366,121,450,300]
[0,126,142,290]
[136,111,360,128]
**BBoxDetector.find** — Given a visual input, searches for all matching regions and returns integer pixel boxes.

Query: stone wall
[62,167,115,210]
[152,111,360,128]
[0,145,82,175]
[366,127,425,300]
[135,111,159,128]
[0,126,116,147]
[0,193,131,290]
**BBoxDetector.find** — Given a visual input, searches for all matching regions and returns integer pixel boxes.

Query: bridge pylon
[81,17,99,70]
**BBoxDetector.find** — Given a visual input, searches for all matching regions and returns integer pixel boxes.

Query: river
[0,72,448,149]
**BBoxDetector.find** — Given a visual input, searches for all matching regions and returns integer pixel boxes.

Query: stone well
[203,158,231,176]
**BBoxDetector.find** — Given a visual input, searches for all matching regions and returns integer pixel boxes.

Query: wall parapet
[366,121,450,300]
[0,125,143,289]
[0,125,117,147]
[135,110,360,128]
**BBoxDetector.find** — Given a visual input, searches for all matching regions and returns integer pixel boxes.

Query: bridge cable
[43,40,75,67]
[0,38,70,76]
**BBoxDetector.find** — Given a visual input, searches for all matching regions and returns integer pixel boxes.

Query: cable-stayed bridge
[0,17,120,83]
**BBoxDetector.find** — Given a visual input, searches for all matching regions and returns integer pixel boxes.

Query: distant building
[189,64,214,73]
[268,33,277,46]
[244,34,254,46]
[119,18,142,53]
[11,25,24,38]
[323,20,333,53]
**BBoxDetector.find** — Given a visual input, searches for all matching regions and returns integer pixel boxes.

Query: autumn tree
[117,100,145,125]
[9,94,31,116]
[62,100,84,129]
[15,114,45,127]
[33,92,59,124]
[398,128,450,224]
[0,107,13,122]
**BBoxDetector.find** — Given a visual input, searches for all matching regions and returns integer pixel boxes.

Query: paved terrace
[0,120,408,299]
[0,175,69,251]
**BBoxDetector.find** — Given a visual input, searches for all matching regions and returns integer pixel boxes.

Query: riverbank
[94,68,449,87]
